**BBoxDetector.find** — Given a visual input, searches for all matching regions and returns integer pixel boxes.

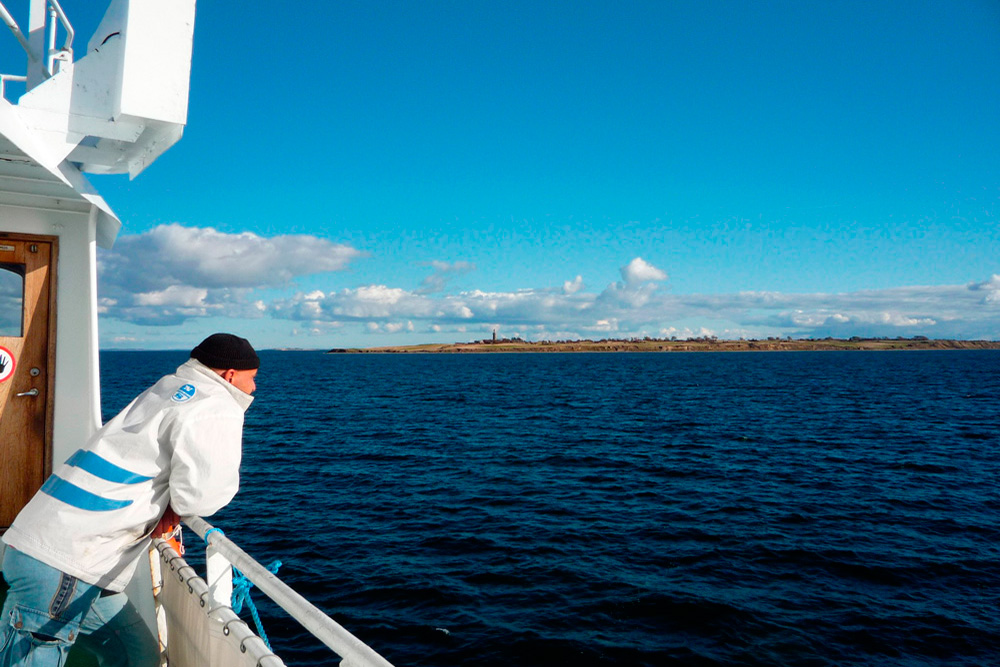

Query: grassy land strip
[327,338,1000,354]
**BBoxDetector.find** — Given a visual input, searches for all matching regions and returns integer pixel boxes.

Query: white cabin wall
[0,203,103,467]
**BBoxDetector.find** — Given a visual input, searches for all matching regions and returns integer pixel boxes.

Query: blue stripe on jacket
[40,476,134,511]
[66,449,153,484]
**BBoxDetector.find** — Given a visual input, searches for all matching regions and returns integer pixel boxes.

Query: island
[327,336,1000,354]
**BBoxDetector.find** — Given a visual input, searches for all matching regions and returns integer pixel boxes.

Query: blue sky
[10,1,1000,348]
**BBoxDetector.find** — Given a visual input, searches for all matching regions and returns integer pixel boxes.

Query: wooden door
[0,235,56,530]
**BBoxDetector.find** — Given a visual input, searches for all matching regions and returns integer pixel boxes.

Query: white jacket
[3,359,253,592]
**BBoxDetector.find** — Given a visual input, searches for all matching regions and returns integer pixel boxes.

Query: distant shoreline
[326,338,1000,354]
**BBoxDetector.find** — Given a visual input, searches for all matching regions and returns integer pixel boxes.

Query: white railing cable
[184,516,396,667]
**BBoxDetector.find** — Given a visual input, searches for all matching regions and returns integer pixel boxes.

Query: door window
[0,262,24,336]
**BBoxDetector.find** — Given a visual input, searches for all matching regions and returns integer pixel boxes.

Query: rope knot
[231,561,282,649]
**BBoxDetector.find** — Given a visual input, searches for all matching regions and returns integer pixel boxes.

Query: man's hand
[154,505,185,555]
[155,505,181,537]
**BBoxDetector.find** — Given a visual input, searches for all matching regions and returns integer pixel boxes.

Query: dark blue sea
[99,350,1000,667]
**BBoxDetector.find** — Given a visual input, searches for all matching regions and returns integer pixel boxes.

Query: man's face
[224,368,258,395]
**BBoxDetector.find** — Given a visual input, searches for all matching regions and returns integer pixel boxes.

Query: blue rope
[231,560,282,650]
[201,526,282,651]
[203,527,225,541]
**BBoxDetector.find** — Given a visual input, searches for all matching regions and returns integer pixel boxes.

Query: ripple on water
[99,350,1000,666]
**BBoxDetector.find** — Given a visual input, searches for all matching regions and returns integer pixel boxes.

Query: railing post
[26,0,47,89]
[45,3,55,74]
[206,543,234,608]
[184,516,396,667]
[45,0,73,75]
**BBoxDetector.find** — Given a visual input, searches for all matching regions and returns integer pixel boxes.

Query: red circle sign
[0,346,15,383]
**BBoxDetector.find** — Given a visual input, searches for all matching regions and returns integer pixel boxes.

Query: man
[0,333,259,667]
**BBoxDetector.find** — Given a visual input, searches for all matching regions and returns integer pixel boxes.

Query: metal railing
[0,4,33,59]
[0,0,74,97]
[0,73,25,97]
[152,537,285,667]
[44,0,73,76]
[183,516,396,667]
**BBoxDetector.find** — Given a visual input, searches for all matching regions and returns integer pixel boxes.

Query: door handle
[16,388,38,397]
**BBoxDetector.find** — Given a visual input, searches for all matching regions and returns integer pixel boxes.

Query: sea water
[99,350,1000,666]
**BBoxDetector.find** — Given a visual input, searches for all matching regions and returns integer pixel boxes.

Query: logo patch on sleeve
[172,384,196,403]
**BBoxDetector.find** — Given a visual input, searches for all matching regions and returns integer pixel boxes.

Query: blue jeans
[0,549,158,667]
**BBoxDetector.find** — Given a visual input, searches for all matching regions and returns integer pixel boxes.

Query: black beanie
[190,333,259,370]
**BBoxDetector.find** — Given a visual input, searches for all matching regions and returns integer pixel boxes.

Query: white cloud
[584,318,620,332]
[270,274,1000,341]
[969,274,1000,303]
[383,321,415,333]
[272,285,477,322]
[621,257,667,284]
[133,285,209,307]
[597,280,659,309]
[292,321,343,337]
[91,226,1000,341]
[660,326,717,339]
[563,275,585,294]
[101,223,362,291]
[417,260,476,294]
[98,224,363,325]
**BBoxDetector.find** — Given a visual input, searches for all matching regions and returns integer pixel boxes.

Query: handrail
[183,516,396,667]
[0,73,26,97]
[152,537,285,667]
[0,0,74,95]
[46,0,72,74]
[0,3,38,61]
[46,0,72,51]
